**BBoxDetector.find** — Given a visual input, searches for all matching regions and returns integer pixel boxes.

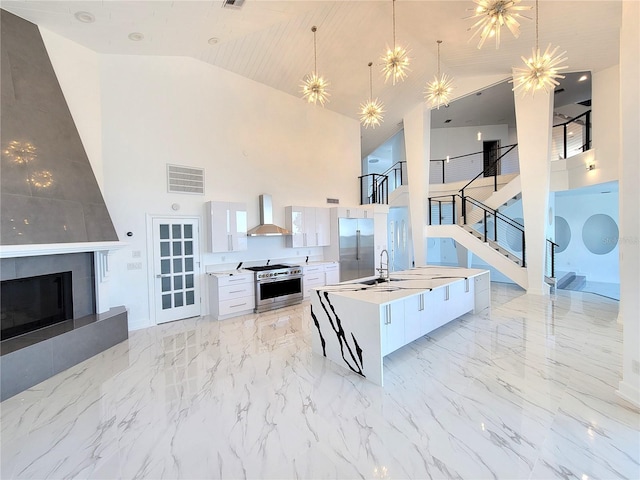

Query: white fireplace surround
[1,241,127,314]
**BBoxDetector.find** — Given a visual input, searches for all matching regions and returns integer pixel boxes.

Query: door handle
[356,230,360,260]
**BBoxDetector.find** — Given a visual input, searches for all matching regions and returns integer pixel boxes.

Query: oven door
[256,276,303,312]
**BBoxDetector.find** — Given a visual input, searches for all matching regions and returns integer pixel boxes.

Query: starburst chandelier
[381,0,410,85]
[425,41,454,110]
[512,0,568,97]
[360,62,385,129]
[301,26,330,106]
[467,0,531,49]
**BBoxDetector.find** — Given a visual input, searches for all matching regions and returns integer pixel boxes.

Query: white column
[617,0,640,408]
[403,103,431,266]
[512,72,554,295]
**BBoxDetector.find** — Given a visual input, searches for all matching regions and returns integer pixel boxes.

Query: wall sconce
[586,162,595,171]
[477,131,482,141]
[446,155,450,163]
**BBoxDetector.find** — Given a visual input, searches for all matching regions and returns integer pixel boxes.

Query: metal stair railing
[545,238,558,283]
[552,110,591,160]
[428,194,526,267]
[359,173,389,205]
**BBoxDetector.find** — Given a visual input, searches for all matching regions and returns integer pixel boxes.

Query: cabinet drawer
[303,266,323,274]
[216,274,253,288]
[219,283,254,301]
[219,296,255,316]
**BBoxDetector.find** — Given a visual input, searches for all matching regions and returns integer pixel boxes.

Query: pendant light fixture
[425,40,454,110]
[301,26,330,106]
[512,0,568,96]
[360,62,385,129]
[467,0,531,49]
[381,0,410,85]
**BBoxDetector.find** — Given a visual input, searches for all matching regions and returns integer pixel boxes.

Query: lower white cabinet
[381,302,406,357]
[303,265,325,298]
[324,263,340,285]
[303,262,340,298]
[473,272,490,312]
[209,272,255,319]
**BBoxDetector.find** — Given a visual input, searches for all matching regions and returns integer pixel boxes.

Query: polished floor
[1,284,638,479]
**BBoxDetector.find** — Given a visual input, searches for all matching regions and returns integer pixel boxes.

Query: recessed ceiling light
[74,11,95,23]
[208,37,220,45]
[578,74,588,82]
[128,32,144,42]
[369,158,380,163]
[444,119,452,123]
[476,92,482,96]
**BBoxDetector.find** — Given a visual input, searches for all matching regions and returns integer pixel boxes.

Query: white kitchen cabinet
[404,293,426,343]
[381,302,405,356]
[207,201,247,253]
[334,207,371,219]
[324,263,339,285]
[302,264,325,298]
[208,272,255,320]
[473,272,490,312]
[285,206,330,248]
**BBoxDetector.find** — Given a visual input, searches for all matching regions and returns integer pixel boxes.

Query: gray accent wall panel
[0,9,118,245]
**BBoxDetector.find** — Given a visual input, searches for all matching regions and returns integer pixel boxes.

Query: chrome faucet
[378,249,389,281]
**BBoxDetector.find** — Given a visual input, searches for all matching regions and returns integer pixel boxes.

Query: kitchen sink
[359,277,400,286]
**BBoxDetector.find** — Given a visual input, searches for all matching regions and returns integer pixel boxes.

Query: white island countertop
[310,265,491,386]
[314,265,489,305]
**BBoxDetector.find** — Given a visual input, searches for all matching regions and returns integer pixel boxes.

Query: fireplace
[0,249,127,401]
[1,271,75,340]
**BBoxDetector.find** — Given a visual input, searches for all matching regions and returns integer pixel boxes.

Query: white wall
[45,36,361,330]
[430,124,510,183]
[554,191,619,283]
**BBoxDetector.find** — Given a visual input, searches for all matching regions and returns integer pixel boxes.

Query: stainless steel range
[245,264,303,313]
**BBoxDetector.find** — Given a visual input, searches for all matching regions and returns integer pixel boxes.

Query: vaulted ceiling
[1,1,622,157]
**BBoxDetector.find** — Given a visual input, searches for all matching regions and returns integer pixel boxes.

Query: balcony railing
[360,161,407,205]
[552,110,591,160]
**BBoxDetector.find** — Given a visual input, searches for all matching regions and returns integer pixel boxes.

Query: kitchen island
[310,266,490,386]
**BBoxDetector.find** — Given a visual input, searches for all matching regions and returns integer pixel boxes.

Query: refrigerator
[338,218,375,282]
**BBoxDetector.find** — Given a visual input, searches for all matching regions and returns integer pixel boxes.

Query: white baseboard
[616,381,640,408]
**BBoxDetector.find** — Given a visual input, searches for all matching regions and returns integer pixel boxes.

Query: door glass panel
[184,224,193,239]
[162,294,172,309]
[186,291,195,305]
[184,241,193,255]
[162,277,171,292]
[160,242,170,257]
[161,259,171,275]
[174,275,183,290]
[174,292,184,307]
[173,241,182,256]
[173,258,183,273]
[172,224,182,239]
[160,224,170,239]
[185,258,194,272]
[185,274,194,289]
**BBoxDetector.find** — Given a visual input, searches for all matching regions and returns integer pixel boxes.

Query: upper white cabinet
[207,201,248,253]
[285,206,330,248]
[334,207,371,219]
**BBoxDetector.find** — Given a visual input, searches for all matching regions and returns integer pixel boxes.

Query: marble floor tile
[1,284,638,479]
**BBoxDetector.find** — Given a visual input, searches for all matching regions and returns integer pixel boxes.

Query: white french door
[151,217,201,324]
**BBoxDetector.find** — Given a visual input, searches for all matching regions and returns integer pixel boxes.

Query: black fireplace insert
[1,271,73,341]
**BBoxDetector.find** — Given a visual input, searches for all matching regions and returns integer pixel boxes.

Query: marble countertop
[314,265,488,305]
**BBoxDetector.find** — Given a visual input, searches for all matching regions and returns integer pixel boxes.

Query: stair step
[559,275,587,292]
[556,271,576,289]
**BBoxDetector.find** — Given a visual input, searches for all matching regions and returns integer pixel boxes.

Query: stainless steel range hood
[247,194,291,236]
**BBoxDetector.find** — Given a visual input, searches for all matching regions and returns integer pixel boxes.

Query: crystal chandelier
[381,0,410,85]
[301,26,330,106]
[425,41,454,109]
[512,0,568,97]
[360,62,385,129]
[467,0,531,49]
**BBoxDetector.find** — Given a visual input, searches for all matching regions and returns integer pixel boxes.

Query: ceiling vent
[167,164,205,195]
[222,0,245,9]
